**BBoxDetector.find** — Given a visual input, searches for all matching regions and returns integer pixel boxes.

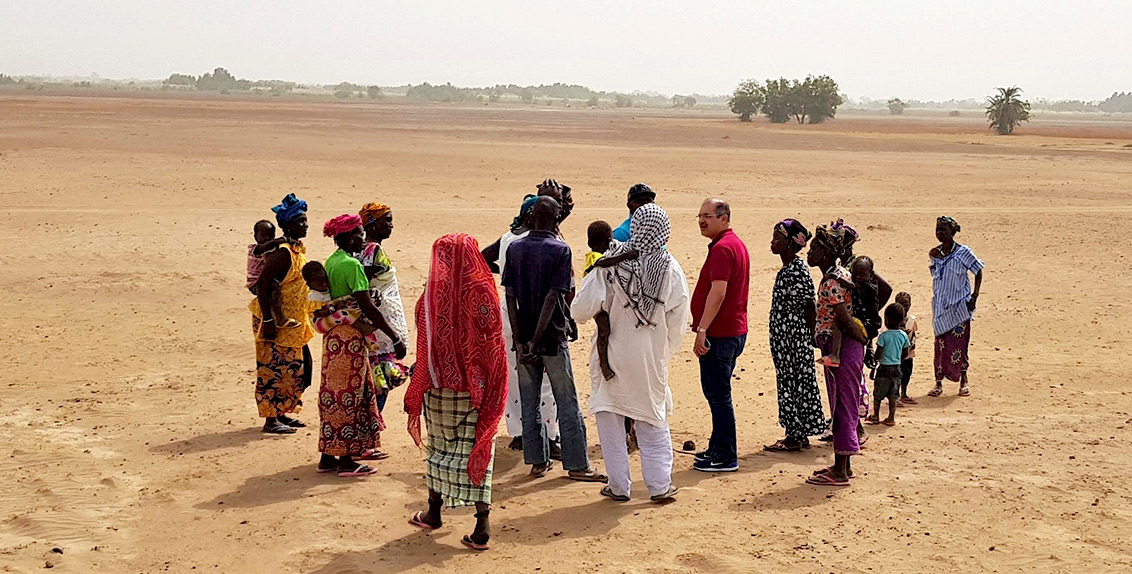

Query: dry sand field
[1,95,1131,573]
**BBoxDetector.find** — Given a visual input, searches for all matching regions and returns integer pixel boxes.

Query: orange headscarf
[404,233,508,485]
[359,202,391,225]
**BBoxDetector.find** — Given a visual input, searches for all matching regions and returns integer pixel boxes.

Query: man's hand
[260,321,277,341]
[567,318,579,342]
[518,342,537,365]
[693,331,710,357]
[966,294,978,313]
[393,340,408,360]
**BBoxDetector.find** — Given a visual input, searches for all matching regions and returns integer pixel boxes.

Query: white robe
[571,257,690,427]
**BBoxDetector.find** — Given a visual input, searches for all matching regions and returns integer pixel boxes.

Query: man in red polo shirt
[690,198,749,472]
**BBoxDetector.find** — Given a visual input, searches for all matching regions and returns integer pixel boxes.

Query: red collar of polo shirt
[709,227,735,247]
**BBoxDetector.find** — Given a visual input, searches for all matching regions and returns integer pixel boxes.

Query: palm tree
[985,86,1031,135]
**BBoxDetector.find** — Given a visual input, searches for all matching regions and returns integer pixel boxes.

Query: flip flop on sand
[357,448,390,461]
[338,464,378,478]
[806,473,850,486]
[408,511,436,531]
[959,386,971,397]
[764,440,803,452]
[928,386,943,397]
[600,485,630,502]
[461,535,489,551]
[530,461,554,478]
[812,466,855,479]
[568,469,608,483]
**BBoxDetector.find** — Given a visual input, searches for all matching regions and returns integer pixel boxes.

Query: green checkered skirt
[424,388,494,507]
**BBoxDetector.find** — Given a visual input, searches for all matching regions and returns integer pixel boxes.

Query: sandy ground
[1,95,1131,573]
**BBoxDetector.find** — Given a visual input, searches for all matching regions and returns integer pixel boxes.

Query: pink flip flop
[806,473,850,487]
[461,535,489,551]
[357,449,390,461]
[408,511,435,531]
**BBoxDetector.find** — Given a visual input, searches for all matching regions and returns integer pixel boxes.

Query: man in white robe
[572,204,689,501]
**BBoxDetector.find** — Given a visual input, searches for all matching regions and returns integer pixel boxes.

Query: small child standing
[869,303,911,426]
[894,292,918,404]
[248,220,301,329]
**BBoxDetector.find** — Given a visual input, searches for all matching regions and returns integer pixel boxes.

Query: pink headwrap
[323,214,362,238]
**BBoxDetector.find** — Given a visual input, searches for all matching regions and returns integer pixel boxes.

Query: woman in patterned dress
[928,216,984,397]
[316,214,405,477]
[406,233,509,552]
[251,194,316,434]
[764,219,826,452]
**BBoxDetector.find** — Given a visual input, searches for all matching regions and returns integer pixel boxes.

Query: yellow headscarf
[359,202,391,224]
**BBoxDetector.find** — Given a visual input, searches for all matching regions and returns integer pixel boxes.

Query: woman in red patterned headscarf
[405,233,509,551]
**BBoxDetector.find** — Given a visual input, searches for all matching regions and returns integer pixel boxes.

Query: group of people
[244,182,985,550]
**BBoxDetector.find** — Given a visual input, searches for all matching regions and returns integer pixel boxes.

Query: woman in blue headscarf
[250,194,315,434]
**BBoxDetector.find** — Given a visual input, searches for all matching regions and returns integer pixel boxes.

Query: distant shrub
[948,110,961,117]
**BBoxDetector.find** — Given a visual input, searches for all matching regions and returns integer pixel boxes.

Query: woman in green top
[316,214,406,477]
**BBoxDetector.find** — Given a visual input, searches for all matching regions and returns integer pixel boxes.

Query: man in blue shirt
[612,183,656,242]
[503,196,605,483]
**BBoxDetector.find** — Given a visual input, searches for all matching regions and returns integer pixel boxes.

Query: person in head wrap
[764,219,827,453]
[357,201,410,416]
[805,223,868,486]
[314,214,405,477]
[928,215,984,398]
[535,178,574,226]
[571,203,688,502]
[250,194,315,434]
[480,194,562,454]
[405,233,510,550]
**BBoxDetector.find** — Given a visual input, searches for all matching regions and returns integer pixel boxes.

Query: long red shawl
[405,233,509,485]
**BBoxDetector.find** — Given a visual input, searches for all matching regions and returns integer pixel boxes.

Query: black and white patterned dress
[769,256,827,439]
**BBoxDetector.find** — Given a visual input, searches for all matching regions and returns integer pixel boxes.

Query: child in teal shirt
[869,304,911,426]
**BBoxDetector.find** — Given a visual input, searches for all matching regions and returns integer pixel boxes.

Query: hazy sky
[1,1,1127,101]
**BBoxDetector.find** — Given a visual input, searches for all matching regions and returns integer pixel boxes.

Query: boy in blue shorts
[869,303,911,426]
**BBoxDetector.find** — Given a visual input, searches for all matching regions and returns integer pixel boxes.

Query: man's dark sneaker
[693,458,738,473]
[694,450,713,462]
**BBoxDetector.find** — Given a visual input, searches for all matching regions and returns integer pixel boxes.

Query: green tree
[728,79,764,122]
[683,96,697,109]
[586,95,600,107]
[163,73,196,87]
[760,78,792,123]
[366,85,384,99]
[614,94,634,108]
[789,75,842,124]
[985,86,1031,134]
[887,98,907,115]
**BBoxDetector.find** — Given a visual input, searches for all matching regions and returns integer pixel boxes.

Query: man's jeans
[517,347,590,471]
[698,334,746,464]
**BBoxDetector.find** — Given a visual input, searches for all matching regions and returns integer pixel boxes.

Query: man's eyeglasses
[696,213,722,220]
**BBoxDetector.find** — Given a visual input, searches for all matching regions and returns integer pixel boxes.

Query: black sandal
[277,415,306,428]
[262,422,296,434]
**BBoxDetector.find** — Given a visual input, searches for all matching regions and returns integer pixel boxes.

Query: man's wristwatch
[696,327,708,334]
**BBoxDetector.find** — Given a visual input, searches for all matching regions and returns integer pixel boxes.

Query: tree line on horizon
[728,75,844,123]
[4,69,1132,115]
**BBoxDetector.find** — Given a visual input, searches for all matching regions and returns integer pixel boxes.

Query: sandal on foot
[865,416,881,425]
[600,485,630,502]
[357,448,390,461]
[812,466,855,479]
[408,511,437,531]
[277,415,306,428]
[958,386,971,397]
[338,464,378,478]
[262,422,296,434]
[461,535,489,551]
[530,461,554,478]
[901,396,918,404]
[568,469,608,483]
[764,440,803,452]
[883,419,896,426]
[806,473,850,486]
[650,486,679,502]
[927,387,943,397]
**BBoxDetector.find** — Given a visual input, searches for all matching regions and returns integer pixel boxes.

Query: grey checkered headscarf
[607,203,672,327]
